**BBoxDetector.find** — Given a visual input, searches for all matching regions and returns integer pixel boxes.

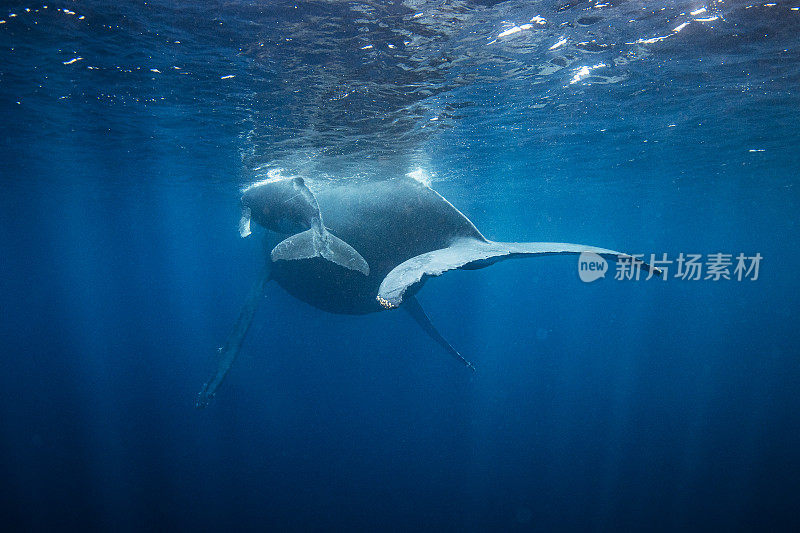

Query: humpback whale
[195,175,661,408]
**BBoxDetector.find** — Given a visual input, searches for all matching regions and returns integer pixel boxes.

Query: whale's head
[238,177,315,237]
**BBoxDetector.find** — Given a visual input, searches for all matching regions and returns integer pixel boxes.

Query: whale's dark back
[270,177,484,314]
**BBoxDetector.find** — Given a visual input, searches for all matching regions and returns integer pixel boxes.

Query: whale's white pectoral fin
[238,207,252,238]
[377,238,662,308]
[377,238,507,308]
[271,229,369,276]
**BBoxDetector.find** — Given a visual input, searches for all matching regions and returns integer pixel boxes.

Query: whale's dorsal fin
[377,238,662,308]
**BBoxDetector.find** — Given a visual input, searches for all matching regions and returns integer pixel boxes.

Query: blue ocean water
[1,0,799,530]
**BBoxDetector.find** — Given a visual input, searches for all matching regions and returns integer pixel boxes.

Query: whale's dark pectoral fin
[271,229,369,276]
[195,264,271,409]
[404,295,475,371]
[377,238,662,308]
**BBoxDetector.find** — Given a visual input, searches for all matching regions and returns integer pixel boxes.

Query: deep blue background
[1,1,799,531]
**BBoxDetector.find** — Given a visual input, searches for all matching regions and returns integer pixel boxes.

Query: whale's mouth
[238,207,252,238]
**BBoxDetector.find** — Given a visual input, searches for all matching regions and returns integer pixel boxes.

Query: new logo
[578,251,607,283]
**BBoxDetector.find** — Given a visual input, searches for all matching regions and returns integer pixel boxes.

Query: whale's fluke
[258,177,370,275]
[377,238,663,308]
[271,228,369,275]
[195,264,271,409]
